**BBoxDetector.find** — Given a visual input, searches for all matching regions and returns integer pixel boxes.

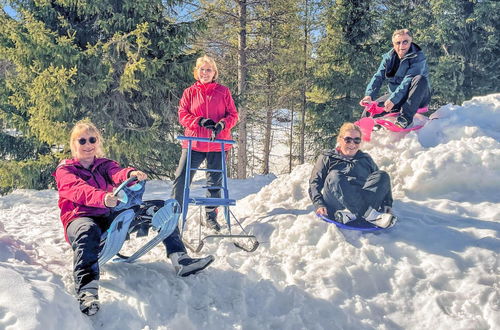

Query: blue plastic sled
[317,213,385,232]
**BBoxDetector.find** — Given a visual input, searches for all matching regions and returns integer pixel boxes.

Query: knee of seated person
[372,170,390,182]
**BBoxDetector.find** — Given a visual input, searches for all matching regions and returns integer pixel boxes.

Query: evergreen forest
[0,0,498,193]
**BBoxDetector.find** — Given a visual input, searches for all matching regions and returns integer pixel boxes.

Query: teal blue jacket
[365,43,429,105]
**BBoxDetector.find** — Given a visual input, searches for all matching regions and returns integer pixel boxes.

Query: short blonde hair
[337,122,362,145]
[193,55,219,81]
[69,120,104,158]
[392,28,412,40]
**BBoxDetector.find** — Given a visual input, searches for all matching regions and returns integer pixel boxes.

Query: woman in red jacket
[172,55,239,231]
[54,121,214,316]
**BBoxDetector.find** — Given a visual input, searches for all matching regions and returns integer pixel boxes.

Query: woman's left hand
[130,170,148,181]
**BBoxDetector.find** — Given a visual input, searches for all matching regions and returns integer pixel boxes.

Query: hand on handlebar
[359,96,372,107]
[129,170,147,181]
[104,193,120,207]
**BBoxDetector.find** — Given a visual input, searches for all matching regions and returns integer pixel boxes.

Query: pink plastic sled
[355,102,428,141]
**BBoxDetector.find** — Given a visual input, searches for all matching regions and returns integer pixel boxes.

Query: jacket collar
[58,157,108,170]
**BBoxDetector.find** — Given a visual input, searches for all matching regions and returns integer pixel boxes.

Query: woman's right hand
[104,193,119,208]
[316,207,328,216]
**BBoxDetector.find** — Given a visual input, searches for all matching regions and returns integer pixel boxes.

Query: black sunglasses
[343,137,362,144]
[394,40,410,46]
[78,137,97,145]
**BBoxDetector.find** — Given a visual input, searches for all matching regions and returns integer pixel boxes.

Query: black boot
[205,209,221,232]
[78,291,99,316]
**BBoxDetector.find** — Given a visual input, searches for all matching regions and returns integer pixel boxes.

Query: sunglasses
[78,137,97,145]
[394,40,410,46]
[343,137,362,144]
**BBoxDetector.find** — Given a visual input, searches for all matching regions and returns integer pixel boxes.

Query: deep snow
[0,94,499,329]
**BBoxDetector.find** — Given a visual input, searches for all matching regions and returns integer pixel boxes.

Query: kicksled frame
[177,136,259,253]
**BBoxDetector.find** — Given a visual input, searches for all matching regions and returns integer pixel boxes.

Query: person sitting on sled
[308,122,396,228]
[171,55,239,232]
[54,120,214,316]
[359,28,431,129]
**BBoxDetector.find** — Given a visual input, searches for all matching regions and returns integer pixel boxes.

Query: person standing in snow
[308,122,396,228]
[359,28,431,129]
[171,55,239,232]
[54,120,214,316]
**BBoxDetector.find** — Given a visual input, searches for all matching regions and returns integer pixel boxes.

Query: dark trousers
[171,149,224,214]
[66,200,186,295]
[376,75,431,123]
[323,170,393,218]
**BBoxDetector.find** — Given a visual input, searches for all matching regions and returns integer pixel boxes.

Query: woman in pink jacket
[54,121,214,316]
[171,55,238,231]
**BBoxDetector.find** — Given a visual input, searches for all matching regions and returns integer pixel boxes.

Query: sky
[0,93,499,329]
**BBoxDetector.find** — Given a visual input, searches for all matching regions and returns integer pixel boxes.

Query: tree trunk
[236,0,248,179]
[299,0,309,164]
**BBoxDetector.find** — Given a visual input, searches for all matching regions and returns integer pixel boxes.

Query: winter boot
[205,209,221,232]
[78,291,99,316]
[170,252,215,277]
[395,115,410,129]
[334,209,357,224]
[364,207,396,228]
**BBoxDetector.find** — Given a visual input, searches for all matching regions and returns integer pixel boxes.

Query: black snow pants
[66,200,187,296]
[322,170,393,218]
[375,75,431,124]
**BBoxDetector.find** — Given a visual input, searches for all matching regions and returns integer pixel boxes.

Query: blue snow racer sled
[98,177,181,266]
[317,213,389,232]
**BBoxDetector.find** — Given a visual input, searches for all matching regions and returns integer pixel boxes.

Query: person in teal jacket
[360,28,431,128]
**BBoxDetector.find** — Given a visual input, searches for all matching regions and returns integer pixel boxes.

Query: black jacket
[309,149,378,210]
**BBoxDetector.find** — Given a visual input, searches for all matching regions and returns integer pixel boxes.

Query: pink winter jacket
[178,81,239,152]
[53,157,134,242]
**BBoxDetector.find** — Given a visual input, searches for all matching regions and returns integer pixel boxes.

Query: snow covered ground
[0,94,499,329]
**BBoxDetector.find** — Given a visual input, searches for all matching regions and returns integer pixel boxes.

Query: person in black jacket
[308,122,396,228]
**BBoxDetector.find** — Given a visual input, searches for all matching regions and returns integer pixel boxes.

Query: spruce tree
[0,0,202,193]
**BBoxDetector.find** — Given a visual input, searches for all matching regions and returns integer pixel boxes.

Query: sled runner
[356,102,428,141]
[177,136,259,253]
[317,213,390,232]
[98,177,181,266]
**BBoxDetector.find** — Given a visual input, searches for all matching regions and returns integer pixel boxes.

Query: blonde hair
[69,120,104,158]
[392,28,412,40]
[337,122,362,145]
[193,55,219,81]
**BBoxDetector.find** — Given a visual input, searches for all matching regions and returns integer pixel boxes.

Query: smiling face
[69,122,104,165]
[197,62,216,84]
[73,130,99,163]
[392,33,412,59]
[339,129,362,158]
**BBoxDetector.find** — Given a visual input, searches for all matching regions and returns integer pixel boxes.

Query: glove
[199,117,216,129]
[213,121,225,136]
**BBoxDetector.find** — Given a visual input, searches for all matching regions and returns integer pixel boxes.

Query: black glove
[213,121,225,136]
[199,117,216,129]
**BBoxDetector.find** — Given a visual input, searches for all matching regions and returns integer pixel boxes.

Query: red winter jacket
[53,157,134,242]
[178,81,239,152]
